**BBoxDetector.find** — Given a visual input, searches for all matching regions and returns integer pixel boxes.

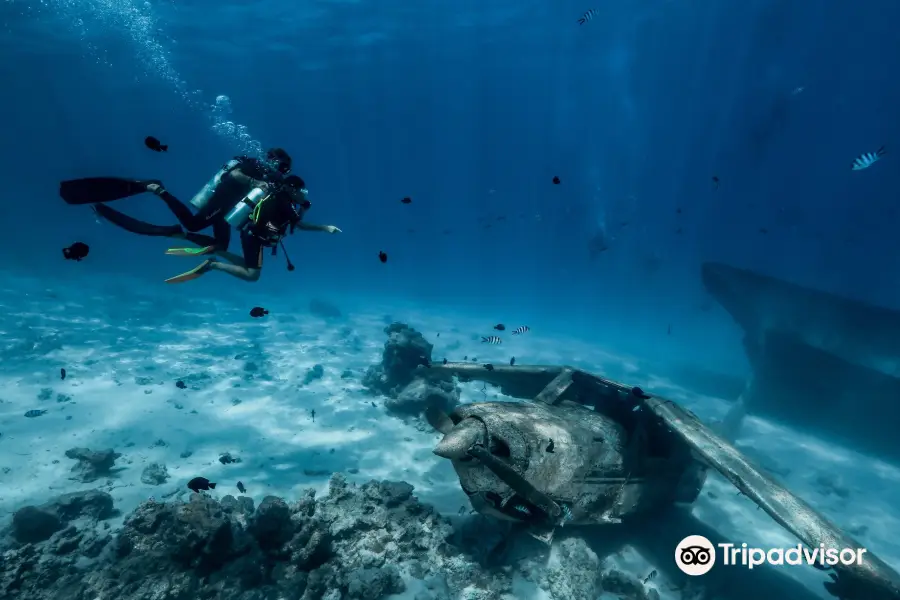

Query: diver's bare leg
[207,261,261,282]
[207,231,263,282]
[213,250,249,266]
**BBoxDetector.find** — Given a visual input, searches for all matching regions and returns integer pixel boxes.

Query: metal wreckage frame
[423,361,900,600]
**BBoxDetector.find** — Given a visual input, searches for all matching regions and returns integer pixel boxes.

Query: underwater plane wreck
[701,262,900,460]
[422,362,900,600]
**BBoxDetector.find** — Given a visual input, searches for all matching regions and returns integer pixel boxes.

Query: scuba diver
[59,148,342,283]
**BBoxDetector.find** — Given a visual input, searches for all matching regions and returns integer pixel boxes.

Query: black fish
[175,380,186,389]
[511,326,530,335]
[401,196,412,204]
[311,409,316,422]
[484,363,494,371]
[144,136,168,152]
[249,306,269,318]
[24,409,47,418]
[493,323,506,331]
[552,176,561,184]
[471,357,477,362]
[510,357,516,366]
[60,368,66,380]
[482,336,501,344]
[237,481,246,494]
[442,358,448,365]
[371,401,376,407]
[578,9,596,24]
[464,356,468,361]
[187,477,216,493]
[712,176,720,190]
[546,439,555,453]
[378,251,388,263]
[63,242,89,261]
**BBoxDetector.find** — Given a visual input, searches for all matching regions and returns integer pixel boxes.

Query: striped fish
[512,326,531,335]
[24,409,47,418]
[481,336,502,344]
[851,146,886,171]
[578,9,597,24]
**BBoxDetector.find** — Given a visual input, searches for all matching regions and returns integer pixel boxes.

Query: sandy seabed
[0,273,897,600]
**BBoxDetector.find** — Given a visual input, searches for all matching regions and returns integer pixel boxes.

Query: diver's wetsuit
[94,156,280,269]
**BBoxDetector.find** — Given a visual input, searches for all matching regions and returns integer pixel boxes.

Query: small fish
[401,196,412,204]
[378,251,388,263]
[484,363,494,371]
[546,439,555,453]
[631,386,650,399]
[852,146,886,171]
[510,357,516,366]
[712,176,720,190]
[144,136,168,152]
[371,401,376,407]
[442,358,448,365]
[464,355,468,361]
[62,242,89,261]
[60,368,66,380]
[471,357,478,362]
[642,570,657,585]
[578,9,596,24]
[187,477,216,493]
[552,176,561,184]
[511,326,530,335]
[24,409,47,418]
[237,481,246,494]
[482,336,501,344]
[249,306,269,318]
[175,380,186,389]
[791,86,805,96]
[493,324,506,331]
[310,409,316,422]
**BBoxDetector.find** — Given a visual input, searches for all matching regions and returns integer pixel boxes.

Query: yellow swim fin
[165,245,216,257]
[164,260,213,284]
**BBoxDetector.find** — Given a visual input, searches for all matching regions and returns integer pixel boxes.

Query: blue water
[4,0,900,376]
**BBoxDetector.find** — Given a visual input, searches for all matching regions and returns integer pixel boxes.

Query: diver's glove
[146,182,166,196]
[323,225,342,234]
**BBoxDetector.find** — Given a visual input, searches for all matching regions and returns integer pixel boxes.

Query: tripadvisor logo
[675,535,867,575]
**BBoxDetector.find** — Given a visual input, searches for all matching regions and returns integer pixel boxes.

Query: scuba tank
[189,159,241,209]
[224,185,271,229]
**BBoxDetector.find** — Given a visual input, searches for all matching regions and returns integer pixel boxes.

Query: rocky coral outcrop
[140,462,169,485]
[64,447,121,482]
[363,322,460,416]
[0,475,656,600]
